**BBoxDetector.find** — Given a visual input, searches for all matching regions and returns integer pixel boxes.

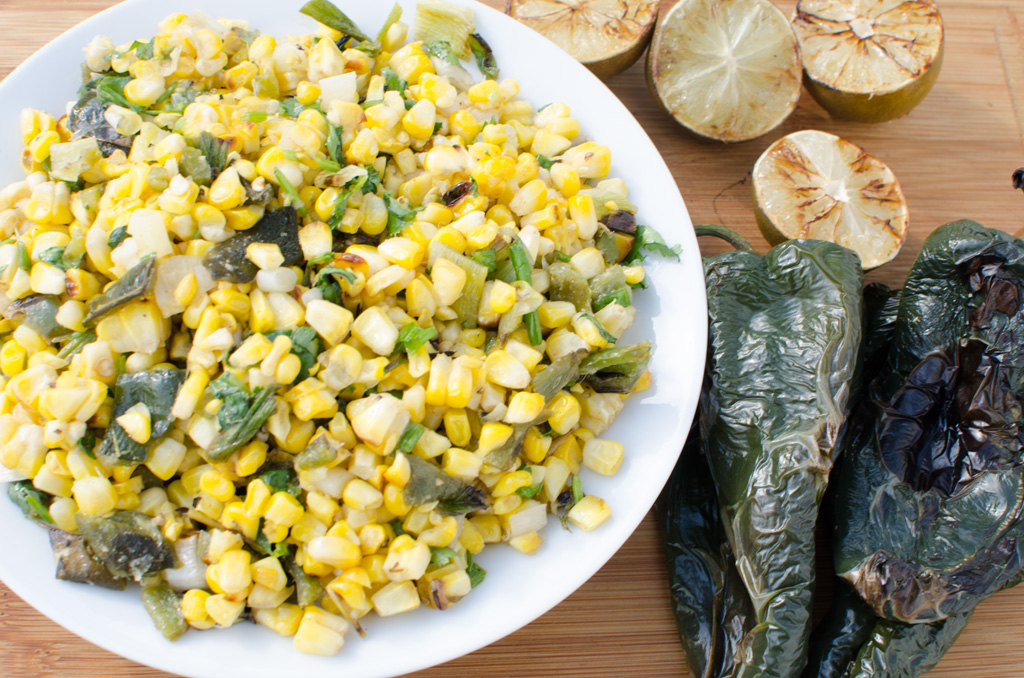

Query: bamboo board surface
[1,0,1024,676]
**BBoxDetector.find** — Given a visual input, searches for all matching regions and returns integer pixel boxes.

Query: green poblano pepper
[663,226,864,678]
[832,221,1024,626]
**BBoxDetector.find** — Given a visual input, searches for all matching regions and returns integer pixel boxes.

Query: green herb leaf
[57,330,97,360]
[326,124,344,165]
[430,545,460,567]
[8,481,53,524]
[259,468,301,498]
[516,481,544,499]
[274,168,306,217]
[382,67,408,94]
[536,154,554,170]
[242,111,268,122]
[265,327,321,383]
[466,551,486,588]
[15,242,30,271]
[254,520,292,557]
[554,250,571,263]
[135,39,155,60]
[94,74,147,114]
[389,518,408,537]
[377,3,403,43]
[38,246,82,271]
[207,371,252,428]
[279,97,322,118]
[623,224,681,265]
[207,387,278,462]
[396,322,437,354]
[593,288,632,312]
[579,312,617,344]
[165,83,198,114]
[396,423,426,454]
[314,156,342,173]
[468,33,498,79]
[423,41,460,66]
[361,165,381,194]
[571,475,584,504]
[383,192,424,236]
[471,248,497,272]
[299,0,370,42]
[316,266,357,285]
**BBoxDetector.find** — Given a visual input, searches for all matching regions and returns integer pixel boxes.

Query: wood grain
[2,1,1024,676]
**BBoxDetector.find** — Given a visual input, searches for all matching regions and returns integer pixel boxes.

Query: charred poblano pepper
[832,221,1024,626]
[662,225,863,678]
[202,207,302,283]
[98,368,185,463]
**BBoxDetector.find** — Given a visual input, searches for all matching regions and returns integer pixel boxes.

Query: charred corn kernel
[115,402,151,444]
[265,491,304,527]
[582,438,625,476]
[294,606,348,656]
[547,392,581,435]
[307,535,362,569]
[72,476,117,516]
[442,447,482,480]
[255,603,304,637]
[382,534,430,582]
[522,426,553,464]
[443,408,471,447]
[383,483,410,517]
[567,495,611,531]
[562,142,611,179]
[182,589,214,629]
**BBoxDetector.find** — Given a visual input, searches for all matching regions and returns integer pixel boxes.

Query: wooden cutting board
[2,0,1024,676]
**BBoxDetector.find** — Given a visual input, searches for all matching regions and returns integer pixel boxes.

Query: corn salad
[0,0,670,657]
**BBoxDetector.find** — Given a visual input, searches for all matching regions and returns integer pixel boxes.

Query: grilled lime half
[506,0,659,79]
[646,0,802,143]
[752,130,909,270]
[792,0,944,123]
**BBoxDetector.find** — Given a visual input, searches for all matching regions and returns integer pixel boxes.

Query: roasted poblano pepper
[807,221,1024,677]
[832,221,1024,625]
[661,226,863,678]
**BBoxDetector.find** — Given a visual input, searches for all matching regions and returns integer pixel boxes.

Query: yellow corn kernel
[521,426,553,464]
[383,483,410,518]
[115,402,151,444]
[264,491,304,527]
[442,408,471,448]
[307,534,362,569]
[200,469,236,503]
[550,434,582,474]
[212,548,253,596]
[383,452,411,487]
[566,494,611,531]
[171,370,209,421]
[468,80,500,104]
[295,80,322,105]
[547,392,581,435]
[582,438,625,476]
[470,514,502,543]
[225,205,264,231]
[235,440,268,477]
[72,476,117,516]
[442,447,482,480]
[493,469,533,498]
[65,268,101,301]
[550,163,581,198]
[0,341,26,377]
[448,109,480,143]
[182,589,214,629]
[293,606,348,656]
[358,524,387,555]
[509,530,543,554]
[254,603,304,637]
[243,478,273,519]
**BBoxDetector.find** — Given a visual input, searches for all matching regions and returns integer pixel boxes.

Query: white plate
[0,1,706,676]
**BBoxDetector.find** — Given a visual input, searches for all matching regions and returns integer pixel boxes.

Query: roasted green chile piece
[77,510,176,582]
[698,226,864,677]
[83,255,157,325]
[202,207,302,283]
[404,454,488,514]
[833,221,1024,625]
[49,529,128,590]
[579,341,651,394]
[3,295,70,341]
[98,368,185,463]
[657,430,754,678]
[547,262,592,311]
[141,582,189,641]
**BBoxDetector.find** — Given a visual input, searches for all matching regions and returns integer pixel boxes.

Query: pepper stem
[693,224,756,253]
